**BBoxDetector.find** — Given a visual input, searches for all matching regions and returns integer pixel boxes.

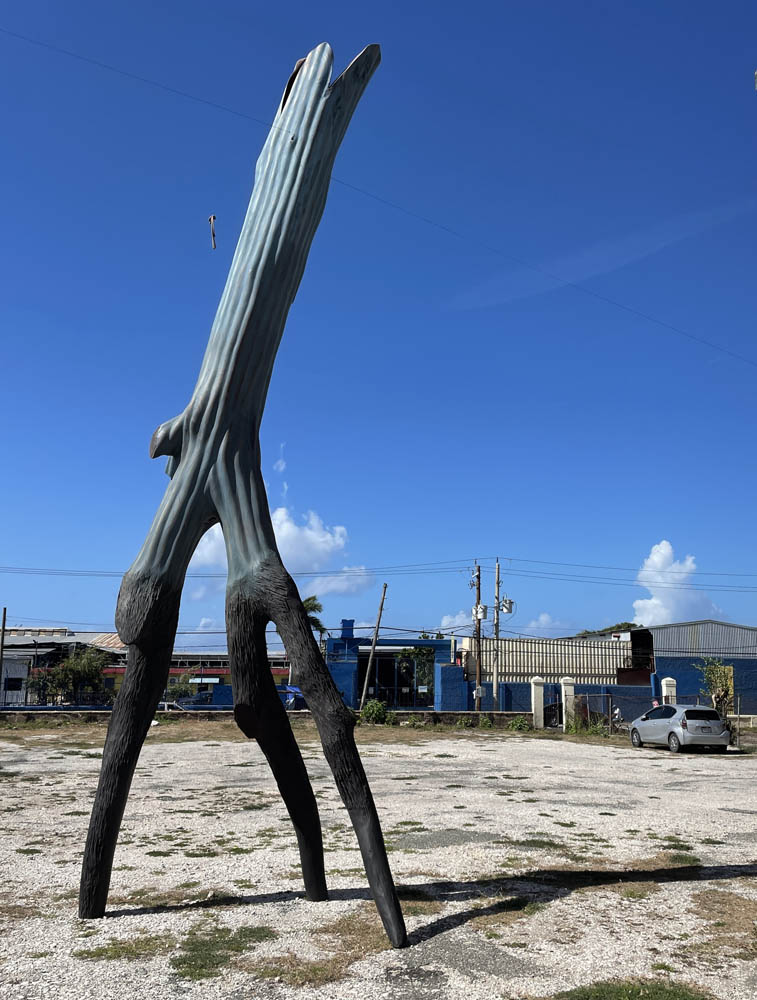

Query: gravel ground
[1,725,756,1000]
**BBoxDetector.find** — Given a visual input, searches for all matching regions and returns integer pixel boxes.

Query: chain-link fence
[571,692,663,735]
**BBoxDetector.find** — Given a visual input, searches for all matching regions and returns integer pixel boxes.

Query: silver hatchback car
[630,704,730,754]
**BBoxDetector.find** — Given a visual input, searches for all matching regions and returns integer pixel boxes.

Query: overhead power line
[0,25,277,130]
[4,555,757,593]
[1,24,755,371]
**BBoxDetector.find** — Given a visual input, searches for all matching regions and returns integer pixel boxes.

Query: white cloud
[524,611,567,635]
[271,508,347,573]
[307,566,375,596]
[439,610,470,630]
[190,524,226,567]
[273,442,286,474]
[188,507,349,580]
[526,612,556,630]
[632,539,723,627]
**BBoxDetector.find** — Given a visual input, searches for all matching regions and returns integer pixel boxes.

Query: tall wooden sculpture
[79,42,407,949]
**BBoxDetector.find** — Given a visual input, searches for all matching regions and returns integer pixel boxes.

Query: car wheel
[668,733,681,753]
[631,729,643,748]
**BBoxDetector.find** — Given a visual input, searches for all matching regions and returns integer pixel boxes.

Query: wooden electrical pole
[359,583,387,711]
[0,607,6,702]
[493,559,500,711]
[474,563,482,711]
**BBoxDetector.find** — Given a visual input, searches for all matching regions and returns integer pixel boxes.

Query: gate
[543,682,562,728]
[357,653,434,710]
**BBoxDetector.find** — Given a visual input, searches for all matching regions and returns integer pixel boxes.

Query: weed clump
[507,715,533,732]
[360,700,387,725]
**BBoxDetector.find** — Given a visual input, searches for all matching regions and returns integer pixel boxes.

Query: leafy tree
[30,647,113,705]
[169,673,195,700]
[397,646,436,689]
[577,621,640,636]
[696,657,734,716]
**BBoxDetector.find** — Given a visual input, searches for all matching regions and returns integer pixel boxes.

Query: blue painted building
[641,619,757,713]
[325,621,454,710]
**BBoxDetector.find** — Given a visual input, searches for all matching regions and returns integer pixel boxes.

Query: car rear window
[685,709,721,721]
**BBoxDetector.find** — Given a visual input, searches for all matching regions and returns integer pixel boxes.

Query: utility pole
[359,583,387,711]
[0,607,5,706]
[474,563,482,712]
[493,559,500,711]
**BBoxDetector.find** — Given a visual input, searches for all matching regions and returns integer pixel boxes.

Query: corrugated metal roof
[70,632,126,650]
[648,620,757,658]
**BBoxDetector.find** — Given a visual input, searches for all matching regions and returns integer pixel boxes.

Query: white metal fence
[460,636,630,685]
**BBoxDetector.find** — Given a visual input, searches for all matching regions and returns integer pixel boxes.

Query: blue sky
[2,1,757,650]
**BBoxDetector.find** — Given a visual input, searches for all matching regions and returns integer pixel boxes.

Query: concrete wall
[434,663,467,711]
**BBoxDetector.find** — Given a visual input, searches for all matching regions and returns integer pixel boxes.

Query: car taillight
[680,717,688,729]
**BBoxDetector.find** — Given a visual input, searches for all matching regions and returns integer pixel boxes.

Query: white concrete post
[530,675,545,730]
[661,676,677,705]
[561,675,576,732]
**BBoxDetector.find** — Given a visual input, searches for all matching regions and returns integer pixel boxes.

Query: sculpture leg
[269,573,407,948]
[79,637,175,917]
[227,587,327,901]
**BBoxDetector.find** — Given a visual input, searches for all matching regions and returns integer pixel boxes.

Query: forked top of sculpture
[150,43,381,477]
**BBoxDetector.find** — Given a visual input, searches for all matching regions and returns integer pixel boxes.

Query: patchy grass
[618,882,661,901]
[0,902,44,919]
[666,852,701,867]
[688,889,757,960]
[246,904,389,987]
[550,982,716,1000]
[396,885,444,916]
[170,922,277,979]
[73,932,175,961]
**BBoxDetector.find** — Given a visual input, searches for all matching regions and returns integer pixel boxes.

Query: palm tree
[303,595,326,641]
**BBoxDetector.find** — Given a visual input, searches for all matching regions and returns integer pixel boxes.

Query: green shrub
[455,717,473,729]
[566,715,607,736]
[385,711,398,726]
[360,700,387,725]
[478,715,493,729]
[405,714,424,728]
[506,715,533,731]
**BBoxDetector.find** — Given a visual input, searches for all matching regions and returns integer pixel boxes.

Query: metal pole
[493,559,500,712]
[359,583,387,711]
[474,563,482,712]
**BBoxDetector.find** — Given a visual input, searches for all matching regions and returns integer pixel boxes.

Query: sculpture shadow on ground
[104,860,757,944]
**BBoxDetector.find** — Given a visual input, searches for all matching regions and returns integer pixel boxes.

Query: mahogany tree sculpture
[78,42,407,949]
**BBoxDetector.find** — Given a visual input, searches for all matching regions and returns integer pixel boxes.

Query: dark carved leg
[79,638,174,917]
[269,570,407,948]
[227,586,327,901]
